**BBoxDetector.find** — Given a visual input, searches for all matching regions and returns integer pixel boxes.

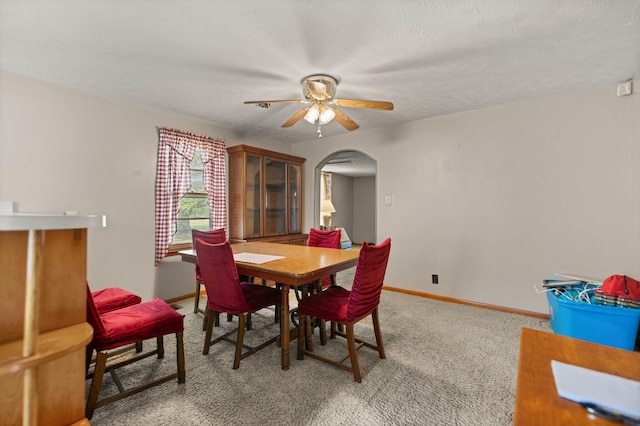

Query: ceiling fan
[244,74,394,138]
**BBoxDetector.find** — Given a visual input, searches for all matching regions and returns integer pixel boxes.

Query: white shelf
[0,212,107,231]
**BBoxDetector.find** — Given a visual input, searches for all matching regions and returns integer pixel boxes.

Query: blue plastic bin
[547,290,640,350]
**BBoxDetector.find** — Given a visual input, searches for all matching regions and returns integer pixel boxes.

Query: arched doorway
[314,150,377,245]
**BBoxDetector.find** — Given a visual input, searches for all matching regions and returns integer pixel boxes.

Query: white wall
[3,70,638,314]
[328,173,353,233]
[352,176,376,244]
[293,81,640,313]
[0,71,293,301]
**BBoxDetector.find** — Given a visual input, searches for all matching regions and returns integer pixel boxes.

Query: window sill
[167,243,192,257]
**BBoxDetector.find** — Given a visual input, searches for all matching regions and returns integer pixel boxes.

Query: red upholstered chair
[307,228,341,288]
[192,228,226,315]
[85,285,185,419]
[296,238,391,382]
[92,287,141,314]
[195,238,281,369]
[302,228,342,342]
[90,287,144,353]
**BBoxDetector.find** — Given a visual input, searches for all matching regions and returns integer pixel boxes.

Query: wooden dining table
[179,241,361,370]
[514,327,640,425]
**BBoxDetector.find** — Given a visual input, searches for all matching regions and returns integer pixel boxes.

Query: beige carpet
[87,268,551,425]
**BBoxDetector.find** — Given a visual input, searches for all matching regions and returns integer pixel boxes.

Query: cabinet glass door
[264,158,286,235]
[245,155,262,237]
[289,163,302,234]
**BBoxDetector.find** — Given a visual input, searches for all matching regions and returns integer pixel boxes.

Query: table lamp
[320,199,336,227]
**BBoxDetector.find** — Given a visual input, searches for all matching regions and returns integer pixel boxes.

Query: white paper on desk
[233,252,285,264]
[551,360,640,419]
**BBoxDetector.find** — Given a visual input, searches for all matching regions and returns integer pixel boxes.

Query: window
[171,149,211,251]
[155,127,226,265]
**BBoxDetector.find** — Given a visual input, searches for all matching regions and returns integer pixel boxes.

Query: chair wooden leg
[157,336,165,359]
[85,345,94,374]
[203,310,215,355]
[330,321,337,339]
[304,311,314,352]
[296,314,306,360]
[234,314,247,369]
[371,308,386,359]
[319,318,328,345]
[86,350,107,419]
[194,280,201,313]
[202,308,220,330]
[345,323,362,383]
[299,284,313,351]
[314,281,328,344]
[176,332,186,383]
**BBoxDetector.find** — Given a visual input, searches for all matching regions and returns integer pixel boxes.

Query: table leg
[280,283,290,370]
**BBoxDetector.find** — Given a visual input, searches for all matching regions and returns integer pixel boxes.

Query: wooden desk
[180,241,360,370]
[514,327,640,425]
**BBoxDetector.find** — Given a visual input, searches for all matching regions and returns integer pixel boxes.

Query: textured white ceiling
[322,150,377,177]
[1,0,639,145]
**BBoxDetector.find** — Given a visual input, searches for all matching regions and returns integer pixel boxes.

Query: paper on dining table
[551,360,640,419]
[233,252,285,264]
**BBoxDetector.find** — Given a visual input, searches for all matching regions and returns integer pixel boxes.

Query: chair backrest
[86,283,107,342]
[346,238,392,322]
[308,228,341,249]
[194,238,250,314]
[192,228,226,247]
[192,228,226,277]
[308,228,342,287]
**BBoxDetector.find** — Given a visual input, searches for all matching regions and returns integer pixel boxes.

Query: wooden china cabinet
[227,145,307,245]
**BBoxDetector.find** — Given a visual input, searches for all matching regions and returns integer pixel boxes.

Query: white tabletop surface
[0,212,107,231]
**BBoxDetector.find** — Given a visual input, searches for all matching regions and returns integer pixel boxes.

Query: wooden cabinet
[228,145,306,244]
[0,213,106,425]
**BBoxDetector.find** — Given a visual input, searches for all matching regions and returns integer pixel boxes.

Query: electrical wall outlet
[432,274,439,284]
[617,80,633,97]
[0,201,17,213]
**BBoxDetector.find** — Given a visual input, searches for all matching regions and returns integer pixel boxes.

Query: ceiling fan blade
[281,107,311,128]
[332,108,359,131]
[244,99,307,106]
[333,99,394,111]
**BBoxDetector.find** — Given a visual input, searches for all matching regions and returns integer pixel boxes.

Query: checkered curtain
[155,127,226,265]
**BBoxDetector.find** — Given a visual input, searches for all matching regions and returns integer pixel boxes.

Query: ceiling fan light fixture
[303,104,320,123]
[318,106,335,125]
[302,75,337,101]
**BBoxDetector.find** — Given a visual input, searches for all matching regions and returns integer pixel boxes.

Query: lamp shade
[318,106,336,125]
[303,104,320,124]
[303,103,336,126]
[320,199,336,213]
